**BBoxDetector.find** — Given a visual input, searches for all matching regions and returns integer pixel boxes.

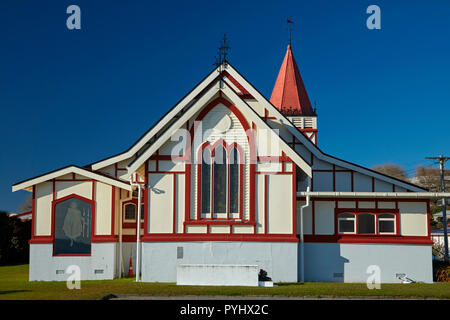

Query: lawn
[0,264,449,300]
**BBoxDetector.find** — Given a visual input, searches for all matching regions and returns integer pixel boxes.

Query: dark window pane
[125,203,136,220]
[141,204,144,220]
[339,220,354,233]
[378,213,395,219]
[338,213,354,219]
[54,198,91,255]
[213,146,227,214]
[357,213,375,234]
[379,220,395,233]
[201,150,211,213]
[229,148,239,213]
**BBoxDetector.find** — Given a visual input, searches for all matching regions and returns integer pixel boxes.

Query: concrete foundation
[141,241,298,283]
[29,243,117,281]
[303,243,433,283]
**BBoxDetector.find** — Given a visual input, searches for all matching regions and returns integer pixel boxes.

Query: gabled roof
[82,59,424,193]
[125,77,312,178]
[12,165,132,192]
[270,45,315,116]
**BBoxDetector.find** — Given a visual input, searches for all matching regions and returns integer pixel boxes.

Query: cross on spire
[214,34,231,71]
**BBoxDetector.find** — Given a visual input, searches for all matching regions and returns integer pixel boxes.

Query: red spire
[270,45,315,116]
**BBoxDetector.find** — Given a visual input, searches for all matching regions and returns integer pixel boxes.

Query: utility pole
[425,155,450,262]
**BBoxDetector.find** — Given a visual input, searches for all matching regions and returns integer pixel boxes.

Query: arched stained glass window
[229,148,239,213]
[201,148,211,214]
[213,146,227,214]
[199,142,243,218]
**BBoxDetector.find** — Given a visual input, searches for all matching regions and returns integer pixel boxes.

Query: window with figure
[54,196,92,255]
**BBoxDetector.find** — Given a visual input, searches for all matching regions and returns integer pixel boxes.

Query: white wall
[35,182,53,236]
[267,174,292,234]
[148,173,173,233]
[399,202,428,236]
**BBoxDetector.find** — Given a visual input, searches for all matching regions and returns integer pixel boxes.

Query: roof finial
[214,33,231,72]
[287,18,294,46]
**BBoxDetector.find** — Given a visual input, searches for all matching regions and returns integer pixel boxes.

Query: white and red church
[13,42,447,283]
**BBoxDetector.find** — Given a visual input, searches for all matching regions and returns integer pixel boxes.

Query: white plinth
[258,281,274,287]
[177,264,259,286]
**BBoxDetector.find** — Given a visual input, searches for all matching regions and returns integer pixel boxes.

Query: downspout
[299,177,311,282]
[130,175,143,282]
[119,191,123,278]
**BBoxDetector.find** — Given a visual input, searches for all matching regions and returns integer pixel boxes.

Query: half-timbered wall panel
[55,181,91,200]
[374,179,393,192]
[335,172,352,192]
[353,172,372,192]
[35,182,53,236]
[314,201,335,235]
[95,182,112,236]
[267,174,292,234]
[256,174,265,234]
[148,173,173,233]
[313,171,333,191]
[399,202,428,236]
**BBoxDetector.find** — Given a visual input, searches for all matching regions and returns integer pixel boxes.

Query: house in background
[12,42,449,283]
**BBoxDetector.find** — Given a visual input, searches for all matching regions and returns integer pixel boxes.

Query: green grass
[0,264,449,300]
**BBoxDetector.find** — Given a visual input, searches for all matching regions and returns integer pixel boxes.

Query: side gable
[90,67,221,171]
[12,165,132,192]
[223,63,427,192]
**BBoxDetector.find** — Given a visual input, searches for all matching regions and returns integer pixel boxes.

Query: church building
[13,41,446,283]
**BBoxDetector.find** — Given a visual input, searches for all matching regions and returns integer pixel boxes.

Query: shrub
[433,260,450,282]
[0,212,31,265]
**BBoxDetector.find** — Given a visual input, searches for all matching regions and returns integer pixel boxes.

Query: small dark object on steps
[258,269,272,281]
[101,293,118,300]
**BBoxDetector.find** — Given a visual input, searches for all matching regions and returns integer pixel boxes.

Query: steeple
[270,44,315,116]
[270,43,318,145]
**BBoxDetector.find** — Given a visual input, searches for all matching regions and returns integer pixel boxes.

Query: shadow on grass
[0,290,31,295]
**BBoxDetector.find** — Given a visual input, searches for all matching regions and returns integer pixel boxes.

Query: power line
[425,155,450,262]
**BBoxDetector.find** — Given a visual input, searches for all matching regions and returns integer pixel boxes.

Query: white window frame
[337,213,356,234]
[377,213,396,235]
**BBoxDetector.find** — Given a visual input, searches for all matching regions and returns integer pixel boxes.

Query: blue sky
[1,0,449,212]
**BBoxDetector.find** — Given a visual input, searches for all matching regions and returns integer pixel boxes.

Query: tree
[18,194,32,213]
[372,163,408,181]
[413,166,450,192]
[0,212,31,265]
[413,166,450,230]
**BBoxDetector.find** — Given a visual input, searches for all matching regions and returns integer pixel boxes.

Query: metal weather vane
[214,34,231,72]
[287,18,294,46]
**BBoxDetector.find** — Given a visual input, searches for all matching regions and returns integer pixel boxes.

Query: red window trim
[196,139,245,222]
[51,193,95,257]
[122,198,144,229]
[185,97,257,229]
[334,208,400,236]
